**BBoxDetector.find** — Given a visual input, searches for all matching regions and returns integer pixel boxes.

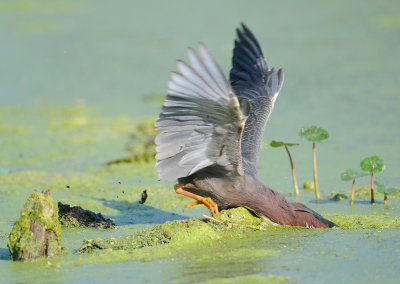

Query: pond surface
[1,0,400,283]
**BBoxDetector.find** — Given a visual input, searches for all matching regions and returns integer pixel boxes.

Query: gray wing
[155,44,250,181]
[229,23,284,175]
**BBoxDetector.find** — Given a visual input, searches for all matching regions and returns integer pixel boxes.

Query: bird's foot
[185,197,219,216]
[174,184,219,216]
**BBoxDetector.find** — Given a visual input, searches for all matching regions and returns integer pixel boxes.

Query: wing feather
[155,44,247,181]
[229,23,284,175]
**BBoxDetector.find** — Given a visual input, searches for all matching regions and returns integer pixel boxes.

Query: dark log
[58,202,115,229]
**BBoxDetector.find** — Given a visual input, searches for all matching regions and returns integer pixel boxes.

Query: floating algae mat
[1,104,400,283]
[76,207,400,264]
[78,208,276,255]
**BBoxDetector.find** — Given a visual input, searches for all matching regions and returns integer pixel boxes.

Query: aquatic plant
[360,156,385,204]
[299,126,329,200]
[374,178,400,206]
[340,168,368,206]
[270,140,300,196]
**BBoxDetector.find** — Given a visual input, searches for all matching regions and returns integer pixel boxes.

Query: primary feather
[155,44,248,181]
[230,23,284,176]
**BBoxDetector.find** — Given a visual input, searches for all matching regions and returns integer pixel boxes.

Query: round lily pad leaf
[299,126,329,143]
[270,140,299,148]
[340,168,367,181]
[360,156,385,173]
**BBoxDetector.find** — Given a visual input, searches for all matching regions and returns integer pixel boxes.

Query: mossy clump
[78,208,275,254]
[79,218,218,253]
[8,191,62,261]
[214,207,274,230]
[325,214,400,229]
[330,193,348,201]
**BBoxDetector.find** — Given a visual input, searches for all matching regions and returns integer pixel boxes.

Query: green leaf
[360,156,385,173]
[269,140,299,148]
[340,168,367,181]
[299,126,329,143]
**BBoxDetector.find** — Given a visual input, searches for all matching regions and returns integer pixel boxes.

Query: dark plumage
[155,23,336,228]
[139,190,148,204]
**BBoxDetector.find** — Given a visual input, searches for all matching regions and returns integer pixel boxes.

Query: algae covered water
[1,0,400,283]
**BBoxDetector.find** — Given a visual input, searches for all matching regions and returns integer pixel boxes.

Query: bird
[155,23,337,228]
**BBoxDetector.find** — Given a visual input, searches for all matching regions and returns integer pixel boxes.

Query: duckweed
[78,208,271,252]
[326,214,400,229]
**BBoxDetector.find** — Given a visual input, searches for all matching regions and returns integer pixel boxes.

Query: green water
[1,0,400,283]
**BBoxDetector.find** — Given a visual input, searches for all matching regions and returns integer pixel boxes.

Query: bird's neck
[240,179,330,228]
[238,179,297,226]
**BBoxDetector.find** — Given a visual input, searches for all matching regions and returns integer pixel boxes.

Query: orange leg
[174,184,219,216]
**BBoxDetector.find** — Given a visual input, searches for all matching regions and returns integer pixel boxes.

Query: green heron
[155,23,336,228]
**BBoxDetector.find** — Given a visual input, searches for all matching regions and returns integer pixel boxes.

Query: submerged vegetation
[299,126,329,200]
[270,140,300,196]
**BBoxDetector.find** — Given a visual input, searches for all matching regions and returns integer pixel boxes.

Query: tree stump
[8,190,62,261]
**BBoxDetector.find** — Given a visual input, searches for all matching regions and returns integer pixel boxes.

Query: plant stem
[350,178,355,206]
[370,173,375,204]
[312,142,320,200]
[384,193,387,206]
[284,145,299,196]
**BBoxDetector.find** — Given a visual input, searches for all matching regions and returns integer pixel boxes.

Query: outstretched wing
[229,23,284,175]
[155,44,250,181]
